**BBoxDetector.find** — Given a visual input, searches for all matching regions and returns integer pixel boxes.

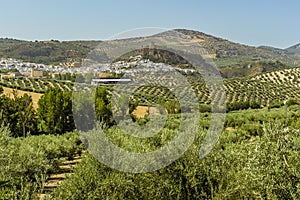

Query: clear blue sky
[1,0,299,48]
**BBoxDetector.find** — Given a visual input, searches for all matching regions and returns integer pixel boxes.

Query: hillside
[219,60,289,78]
[175,29,300,67]
[286,43,300,55]
[1,29,300,77]
[0,38,26,49]
[123,67,300,109]
[106,29,300,77]
[0,39,101,65]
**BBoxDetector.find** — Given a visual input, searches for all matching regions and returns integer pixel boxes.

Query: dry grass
[132,106,162,118]
[2,87,43,109]
[132,106,149,118]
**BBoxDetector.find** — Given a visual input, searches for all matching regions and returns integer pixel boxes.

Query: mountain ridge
[0,29,299,78]
[285,43,300,54]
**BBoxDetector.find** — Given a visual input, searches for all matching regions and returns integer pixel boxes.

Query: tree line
[0,86,117,137]
[3,84,285,137]
[0,87,75,137]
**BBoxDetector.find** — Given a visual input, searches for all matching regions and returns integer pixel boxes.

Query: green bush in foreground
[53,120,300,199]
[0,129,83,200]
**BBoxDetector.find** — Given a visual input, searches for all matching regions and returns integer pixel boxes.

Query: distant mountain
[0,29,299,78]
[110,29,299,77]
[0,39,101,65]
[285,43,300,55]
[258,46,287,54]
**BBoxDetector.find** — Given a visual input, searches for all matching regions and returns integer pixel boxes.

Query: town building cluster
[0,56,195,81]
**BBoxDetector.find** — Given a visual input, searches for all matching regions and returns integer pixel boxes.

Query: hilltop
[286,43,300,55]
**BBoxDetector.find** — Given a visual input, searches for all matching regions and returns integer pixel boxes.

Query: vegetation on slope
[1,28,300,75]
[176,29,300,66]
[1,66,300,114]
[0,39,100,65]
[53,106,300,199]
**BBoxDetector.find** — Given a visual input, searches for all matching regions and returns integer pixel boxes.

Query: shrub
[52,116,300,199]
[0,130,83,199]
[199,104,212,113]
[268,101,284,109]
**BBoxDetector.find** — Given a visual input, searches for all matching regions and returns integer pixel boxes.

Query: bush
[199,104,212,113]
[52,117,300,199]
[0,130,83,199]
[268,101,284,109]
[286,99,300,107]
[240,123,263,137]
[250,101,260,109]
[227,101,250,112]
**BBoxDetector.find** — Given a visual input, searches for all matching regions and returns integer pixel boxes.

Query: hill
[219,60,289,78]
[0,39,101,65]
[126,66,300,109]
[175,29,300,67]
[1,29,300,77]
[0,38,26,49]
[102,29,300,77]
[286,43,300,55]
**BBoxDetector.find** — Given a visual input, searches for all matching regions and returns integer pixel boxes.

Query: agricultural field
[0,66,300,199]
[0,77,73,93]
[1,67,300,112]
[1,105,300,199]
[0,130,84,200]
[108,67,300,111]
[2,87,42,108]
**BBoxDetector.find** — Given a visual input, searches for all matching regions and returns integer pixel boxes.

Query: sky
[0,0,299,49]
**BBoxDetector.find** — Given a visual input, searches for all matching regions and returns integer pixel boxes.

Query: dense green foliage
[0,129,83,200]
[1,65,300,137]
[94,87,114,125]
[0,91,36,137]
[1,77,300,199]
[0,64,299,199]
[52,106,300,199]
[0,40,100,65]
[0,87,75,136]
[37,88,74,134]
